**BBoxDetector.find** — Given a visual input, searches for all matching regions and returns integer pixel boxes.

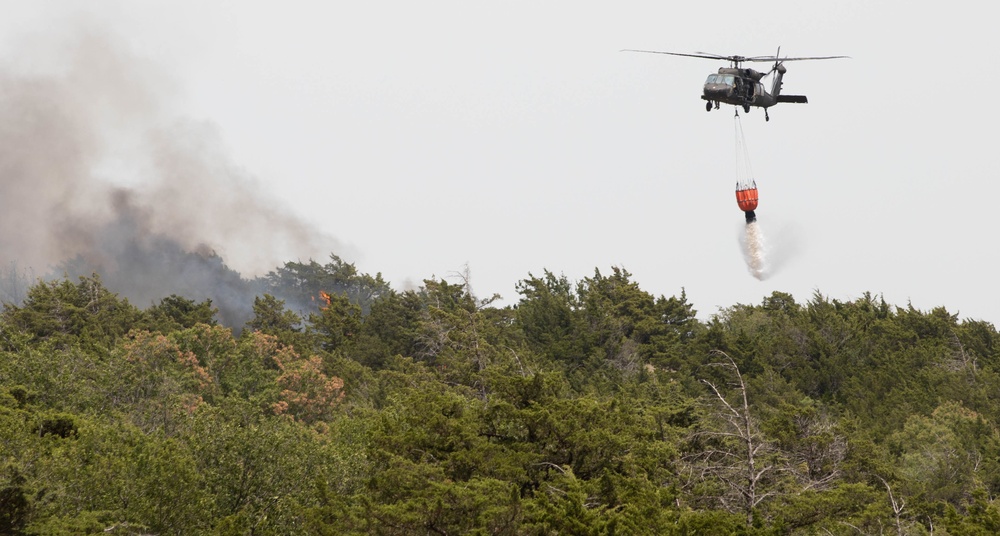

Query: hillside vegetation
[2,256,999,535]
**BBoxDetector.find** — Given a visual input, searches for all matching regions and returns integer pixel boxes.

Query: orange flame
[318,290,332,310]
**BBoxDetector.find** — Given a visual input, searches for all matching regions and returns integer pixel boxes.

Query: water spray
[734,115,767,279]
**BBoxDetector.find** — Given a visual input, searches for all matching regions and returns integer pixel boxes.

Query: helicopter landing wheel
[765,110,770,121]
[706,101,712,112]
[743,104,751,113]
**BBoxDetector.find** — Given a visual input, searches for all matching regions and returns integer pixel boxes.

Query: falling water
[743,221,766,280]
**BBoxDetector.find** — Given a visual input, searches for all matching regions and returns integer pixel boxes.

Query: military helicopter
[623,49,848,121]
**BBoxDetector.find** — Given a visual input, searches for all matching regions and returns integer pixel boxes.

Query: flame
[318,290,332,310]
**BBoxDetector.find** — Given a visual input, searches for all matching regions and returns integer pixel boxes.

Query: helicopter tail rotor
[768,47,783,75]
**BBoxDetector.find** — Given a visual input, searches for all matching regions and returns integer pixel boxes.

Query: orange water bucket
[736,187,758,212]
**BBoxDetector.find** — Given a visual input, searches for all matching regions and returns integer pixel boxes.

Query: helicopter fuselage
[701,64,806,120]
[703,67,776,108]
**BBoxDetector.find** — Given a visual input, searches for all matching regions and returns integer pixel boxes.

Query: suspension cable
[734,114,755,190]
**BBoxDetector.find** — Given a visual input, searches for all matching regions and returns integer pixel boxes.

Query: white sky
[4,1,998,324]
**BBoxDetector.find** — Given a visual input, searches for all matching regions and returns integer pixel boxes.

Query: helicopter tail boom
[775,95,808,104]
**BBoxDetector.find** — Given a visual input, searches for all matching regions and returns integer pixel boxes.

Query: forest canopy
[2,256,999,535]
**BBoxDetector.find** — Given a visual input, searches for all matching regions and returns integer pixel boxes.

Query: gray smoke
[0,29,339,325]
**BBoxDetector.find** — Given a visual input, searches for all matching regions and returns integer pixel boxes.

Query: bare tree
[689,350,785,527]
[789,409,848,491]
[877,476,906,536]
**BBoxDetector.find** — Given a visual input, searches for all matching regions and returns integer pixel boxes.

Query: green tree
[22,418,209,535]
[263,254,391,315]
[348,289,423,369]
[515,270,583,365]
[244,294,308,350]
[141,294,217,333]
[516,267,697,391]
[310,291,362,354]
[1,275,141,352]
[890,401,1000,506]
[407,276,511,386]
[183,401,333,534]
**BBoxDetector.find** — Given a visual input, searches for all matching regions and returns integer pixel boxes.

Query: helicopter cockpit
[705,74,736,86]
[705,73,763,101]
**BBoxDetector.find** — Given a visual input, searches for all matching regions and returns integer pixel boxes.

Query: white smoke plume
[0,28,341,324]
[740,221,767,280]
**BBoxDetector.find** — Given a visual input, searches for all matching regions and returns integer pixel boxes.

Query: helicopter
[623,49,848,121]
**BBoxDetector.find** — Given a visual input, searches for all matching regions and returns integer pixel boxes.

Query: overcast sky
[3,1,997,324]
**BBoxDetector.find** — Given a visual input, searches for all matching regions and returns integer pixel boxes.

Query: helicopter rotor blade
[620,49,735,61]
[622,49,850,66]
[743,55,850,62]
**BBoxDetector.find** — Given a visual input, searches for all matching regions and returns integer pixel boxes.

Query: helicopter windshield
[706,74,735,86]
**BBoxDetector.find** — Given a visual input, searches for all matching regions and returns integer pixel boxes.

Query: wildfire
[317,290,332,310]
